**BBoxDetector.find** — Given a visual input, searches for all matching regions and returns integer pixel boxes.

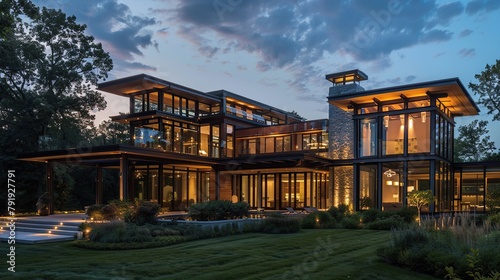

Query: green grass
[0,229,437,279]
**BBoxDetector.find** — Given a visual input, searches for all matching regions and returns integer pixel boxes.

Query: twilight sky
[34,0,500,147]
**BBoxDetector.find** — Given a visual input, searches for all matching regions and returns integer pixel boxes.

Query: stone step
[5,221,79,232]
[0,217,83,227]
[1,226,80,237]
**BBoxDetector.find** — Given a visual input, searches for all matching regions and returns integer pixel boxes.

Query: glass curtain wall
[359,165,377,209]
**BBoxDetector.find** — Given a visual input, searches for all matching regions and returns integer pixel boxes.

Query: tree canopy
[469,59,500,122]
[454,120,497,162]
[0,0,113,213]
[0,0,113,158]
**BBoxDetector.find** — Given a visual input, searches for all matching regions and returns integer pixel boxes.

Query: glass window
[408,100,430,109]
[199,102,210,116]
[360,165,377,209]
[265,138,274,153]
[382,103,404,112]
[226,124,234,158]
[133,121,161,150]
[199,125,210,157]
[407,161,431,212]
[358,105,378,114]
[211,125,220,158]
[249,139,258,154]
[359,118,377,157]
[163,93,173,113]
[382,162,404,209]
[276,137,283,152]
[382,114,405,155]
[408,112,430,153]
[182,126,198,155]
[173,96,181,115]
[149,92,159,111]
[283,136,291,152]
[461,170,484,212]
[188,100,196,117]
[134,95,144,113]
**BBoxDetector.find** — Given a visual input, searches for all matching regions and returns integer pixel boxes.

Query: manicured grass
[1,229,437,279]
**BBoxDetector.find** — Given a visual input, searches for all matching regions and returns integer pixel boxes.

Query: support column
[215,169,220,200]
[46,162,54,215]
[96,166,103,205]
[119,155,129,201]
[257,172,262,209]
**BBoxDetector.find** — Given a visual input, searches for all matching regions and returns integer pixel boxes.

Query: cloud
[466,0,500,15]
[458,48,476,57]
[32,0,158,69]
[426,1,464,28]
[459,29,474,38]
[405,75,417,83]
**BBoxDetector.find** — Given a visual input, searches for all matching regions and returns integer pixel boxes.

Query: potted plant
[36,192,51,216]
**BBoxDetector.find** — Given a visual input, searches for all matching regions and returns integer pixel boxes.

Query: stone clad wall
[329,83,364,208]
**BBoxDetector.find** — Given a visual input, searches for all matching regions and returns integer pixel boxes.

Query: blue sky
[34,0,500,147]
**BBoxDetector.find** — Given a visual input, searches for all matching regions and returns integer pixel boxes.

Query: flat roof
[328,78,480,116]
[97,74,220,104]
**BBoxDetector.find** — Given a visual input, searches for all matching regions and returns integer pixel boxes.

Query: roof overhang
[17,144,217,168]
[97,74,220,104]
[328,78,480,116]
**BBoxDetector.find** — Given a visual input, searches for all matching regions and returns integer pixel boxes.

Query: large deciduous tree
[0,0,113,213]
[469,60,500,122]
[454,120,497,163]
[0,0,113,157]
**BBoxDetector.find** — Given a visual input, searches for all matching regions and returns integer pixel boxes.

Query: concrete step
[3,226,80,237]
[8,222,79,231]
[0,217,83,227]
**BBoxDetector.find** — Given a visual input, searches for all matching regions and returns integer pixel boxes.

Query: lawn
[1,229,437,279]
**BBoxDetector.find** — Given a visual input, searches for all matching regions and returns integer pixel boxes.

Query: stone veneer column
[329,83,364,209]
[328,83,364,160]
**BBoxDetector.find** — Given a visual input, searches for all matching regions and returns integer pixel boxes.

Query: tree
[0,0,113,213]
[454,120,497,162]
[0,0,113,156]
[407,189,436,226]
[469,60,500,122]
[95,119,130,145]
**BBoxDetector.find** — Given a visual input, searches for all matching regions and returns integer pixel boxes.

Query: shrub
[262,213,301,234]
[328,204,349,223]
[188,200,249,221]
[88,220,127,242]
[366,216,404,230]
[131,201,160,225]
[361,208,381,223]
[340,214,362,229]
[301,211,336,229]
[487,212,500,227]
[395,206,418,223]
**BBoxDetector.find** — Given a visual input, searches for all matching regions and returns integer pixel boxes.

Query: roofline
[208,89,303,121]
[325,69,368,82]
[327,77,480,113]
[97,74,220,103]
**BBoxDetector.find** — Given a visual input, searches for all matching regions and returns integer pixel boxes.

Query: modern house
[19,70,500,214]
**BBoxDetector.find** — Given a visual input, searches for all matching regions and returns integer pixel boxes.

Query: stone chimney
[325,69,367,160]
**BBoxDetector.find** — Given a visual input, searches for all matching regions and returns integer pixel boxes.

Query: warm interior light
[394,181,399,186]
[383,116,389,128]
[392,193,399,198]
[387,180,393,186]
[421,111,426,123]
[407,186,415,192]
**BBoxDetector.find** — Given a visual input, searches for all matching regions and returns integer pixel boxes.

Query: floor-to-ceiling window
[359,165,377,209]
[382,162,404,210]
